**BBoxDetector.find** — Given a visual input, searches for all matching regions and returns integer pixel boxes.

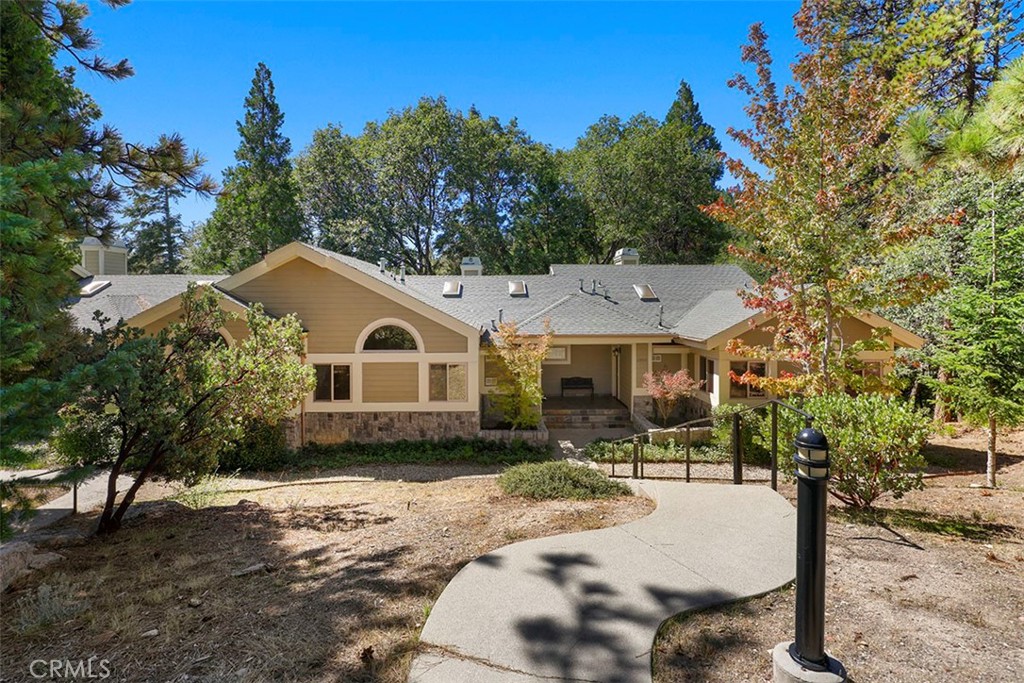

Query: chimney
[460,256,483,277]
[613,247,640,266]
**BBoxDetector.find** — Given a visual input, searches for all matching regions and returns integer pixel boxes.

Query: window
[700,356,715,394]
[858,361,883,378]
[362,325,418,351]
[313,364,351,401]
[730,361,766,398]
[632,284,658,301]
[508,281,528,297]
[79,280,111,297]
[442,281,463,298]
[429,363,467,401]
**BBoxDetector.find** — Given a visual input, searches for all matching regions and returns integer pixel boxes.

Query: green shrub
[582,438,729,464]
[803,393,930,508]
[219,420,291,471]
[498,461,632,499]
[297,437,549,468]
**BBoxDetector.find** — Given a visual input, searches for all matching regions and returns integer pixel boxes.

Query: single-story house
[68,241,924,445]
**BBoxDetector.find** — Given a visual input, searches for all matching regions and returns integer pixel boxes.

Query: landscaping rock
[141,629,159,638]
[231,562,274,577]
[0,541,35,591]
[27,551,64,570]
[36,529,91,549]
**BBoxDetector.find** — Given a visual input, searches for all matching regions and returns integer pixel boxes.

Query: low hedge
[498,461,632,500]
[296,437,550,469]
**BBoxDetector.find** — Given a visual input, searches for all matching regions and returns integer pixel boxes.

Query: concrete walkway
[5,472,134,534]
[409,481,796,683]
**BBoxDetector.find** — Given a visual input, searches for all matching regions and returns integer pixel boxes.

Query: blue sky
[81,1,802,226]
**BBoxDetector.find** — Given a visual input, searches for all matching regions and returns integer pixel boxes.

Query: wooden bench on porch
[560,376,595,399]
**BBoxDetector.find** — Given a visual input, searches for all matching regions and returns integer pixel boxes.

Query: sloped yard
[653,428,1024,683]
[1,470,651,683]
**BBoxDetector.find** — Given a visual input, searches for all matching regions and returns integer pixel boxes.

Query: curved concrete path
[409,481,796,683]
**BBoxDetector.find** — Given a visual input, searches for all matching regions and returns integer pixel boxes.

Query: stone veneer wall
[284,411,479,447]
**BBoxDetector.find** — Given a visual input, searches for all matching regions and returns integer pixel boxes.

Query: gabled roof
[68,274,226,331]
[62,244,925,350]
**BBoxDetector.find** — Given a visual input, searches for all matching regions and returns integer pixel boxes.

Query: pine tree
[121,136,196,273]
[1,0,213,531]
[192,63,305,272]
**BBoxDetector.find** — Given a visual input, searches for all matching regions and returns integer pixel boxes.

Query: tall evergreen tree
[121,135,203,273]
[192,63,305,272]
[564,80,726,264]
[1,0,213,526]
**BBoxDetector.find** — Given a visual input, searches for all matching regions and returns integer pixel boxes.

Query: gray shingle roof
[68,274,227,331]
[66,245,761,342]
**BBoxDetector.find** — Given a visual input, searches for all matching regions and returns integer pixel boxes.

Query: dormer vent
[442,281,463,298]
[508,281,528,297]
[633,284,658,302]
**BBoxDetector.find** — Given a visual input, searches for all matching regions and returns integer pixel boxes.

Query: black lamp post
[790,427,830,671]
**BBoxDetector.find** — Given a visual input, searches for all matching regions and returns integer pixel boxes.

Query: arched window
[362,324,419,351]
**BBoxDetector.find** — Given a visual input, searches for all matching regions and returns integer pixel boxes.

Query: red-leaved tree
[703,5,943,396]
[643,370,703,426]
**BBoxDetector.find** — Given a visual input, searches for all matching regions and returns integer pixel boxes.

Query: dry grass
[653,428,1024,683]
[1,473,651,683]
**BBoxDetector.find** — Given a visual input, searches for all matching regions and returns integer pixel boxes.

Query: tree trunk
[987,412,997,488]
[97,448,165,535]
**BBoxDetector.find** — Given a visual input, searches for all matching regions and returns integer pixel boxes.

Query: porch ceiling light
[442,280,463,298]
[633,284,658,302]
[508,281,528,297]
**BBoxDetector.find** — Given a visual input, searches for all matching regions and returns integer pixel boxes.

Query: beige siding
[652,352,682,374]
[231,258,468,354]
[141,308,250,342]
[541,345,613,396]
[839,317,877,343]
[363,363,418,402]
[83,251,100,275]
[736,327,775,348]
[104,251,127,275]
[635,343,649,388]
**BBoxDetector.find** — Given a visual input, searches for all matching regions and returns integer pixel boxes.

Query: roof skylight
[633,284,658,302]
[79,280,111,297]
[442,280,463,298]
[508,281,528,297]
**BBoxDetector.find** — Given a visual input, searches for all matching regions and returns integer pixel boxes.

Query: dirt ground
[1,470,652,683]
[653,427,1024,683]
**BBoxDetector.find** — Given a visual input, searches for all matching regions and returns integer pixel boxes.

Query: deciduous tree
[53,285,315,534]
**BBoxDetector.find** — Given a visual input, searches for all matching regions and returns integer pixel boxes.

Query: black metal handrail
[607,398,816,489]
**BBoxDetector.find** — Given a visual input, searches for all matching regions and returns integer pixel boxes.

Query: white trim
[356,318,425,353]
[542,345,572,365]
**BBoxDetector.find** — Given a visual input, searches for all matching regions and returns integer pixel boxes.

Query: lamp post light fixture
[772,427,847,683]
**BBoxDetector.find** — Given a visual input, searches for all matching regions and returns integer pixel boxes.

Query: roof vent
[79,280,111,297]
[442,280,463,298]
[461,257,483,277]
[508,281,528,297]
[378,258,387,273]
[633,284,658,301]
[613,248,640,266]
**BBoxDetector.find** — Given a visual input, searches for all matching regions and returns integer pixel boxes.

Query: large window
[730,361,766,398]
[429,363,468,401]
[362,325,418,351]
[313,364,352,402]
